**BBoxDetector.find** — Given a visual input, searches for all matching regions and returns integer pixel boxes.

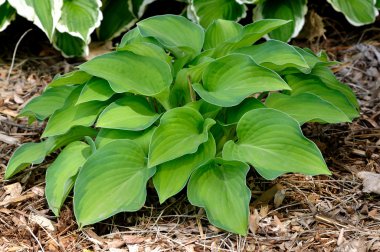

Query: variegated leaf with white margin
[129,0,157,18]
[56,0,102,43]
[253,0,308,42]
[53,31,88,58]
[8,0,63,40]
[0,1,16,32]
[327,0,378,26]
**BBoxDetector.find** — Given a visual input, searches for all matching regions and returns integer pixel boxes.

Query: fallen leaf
[357,171,380,194]
[122,235,145,244]
[29,213,56,232]
[333,239,366,252]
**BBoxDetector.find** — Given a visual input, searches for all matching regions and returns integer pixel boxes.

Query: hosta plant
[5,15,359,235]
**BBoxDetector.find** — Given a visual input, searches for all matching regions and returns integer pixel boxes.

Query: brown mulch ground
[1,17,380,252]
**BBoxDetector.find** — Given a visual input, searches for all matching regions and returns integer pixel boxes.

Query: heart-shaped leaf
[204,19,243,50]
[96,96,160,131]
[76,77,115,104]
[188,158,250,235]
[49,70,92,87]
[153,133,216,204]
[193,54,289,107]
[223,108,330,180]
[46,141,91,216]
[74,139,156,226]
[79,51,172,97]
[265,93,351,124]
[148,107,215,167]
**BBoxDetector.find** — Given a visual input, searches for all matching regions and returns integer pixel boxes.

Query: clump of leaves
[5,15,359,235]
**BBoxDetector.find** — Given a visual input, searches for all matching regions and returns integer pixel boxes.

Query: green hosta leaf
[137,14,204,58]
[223,108,330,180]
[117,42,172,64]
[265,93,350,124]
[53,31,88,57]
[285,74,359,120]
[311,65,359,109]
[49,70,92,87]
[235,40,310,73]
[253,0,308,42]
[42,87,106,137]
[327,0,378,26]
[8,0,62,40]
[153,133,216,204]
[74,139,156,226]
[97,0,136,41]
[97,96,160,131]
[376,0,380,8]
[0,2,16,32]
[46,141,91,216]
[77,77,115,104]
[192,54,289,107]
[4,142,49,179]
[118,27,160,48]
[187,158,250,235]
[188,0,246,28]
[148,107,215,168]
[79,51,172,97]
[220,98,265,126]
[19,85,76,121]
[204,19,243,50]
[186,100,222,119]
[57,0,102,43]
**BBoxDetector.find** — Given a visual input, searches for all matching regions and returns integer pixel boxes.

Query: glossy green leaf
[188,158,250,235]
[0,2,16,32]
[46,141,91,216]
[265,93,351,124]
[153,133,216,204]
[77,77,115,104]
[42,88,106,137]
[223,108,330,180]
[49,70,92,87]
[253,0,308,41]
[148,107,215,168]
[4,142,49,179]
[8,0,62,40]
[19,86,76,121]
[57,0,102,43]
[285,74,359,120]
[97,0,136,41]
[189,0,246,28]
[327,0,378,26]
[74,139,156,226]
[204,19,243,50]
[193,54,289,107]
[234,40,310,73]
[79,51,172,97]
[137,14,204,58]
[97,96,160,131]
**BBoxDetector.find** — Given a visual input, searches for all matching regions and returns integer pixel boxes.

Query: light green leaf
[137,14,204,58]
[234,40,310,73]
[46,141,91,216]
[79,51,172,97]
[253,0,308,41]
[57,0,102,43]
[148,107,215,168]
[0,2,16,32]
[42,87,106,137]
[327,0,378,26]
[188,0,246,28]
[117,42,172,64]
[204,20,243,50]
[49,70,92,87]
[118,27,159,48]
[4,142,49,179]
[19,85,76,121]
[220,98,265,126]
[265,93,351,124]
[97,96,160,131]
[285,74,359,120]
[187,158,250,235]
[77,77,115,104]
[8,0,63,40]
[223,108,330,180]
[153,133,216,204]
[192,54,289,107]
[74,139,156,226]
[53,31,88,57]
[97,0,136,41]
